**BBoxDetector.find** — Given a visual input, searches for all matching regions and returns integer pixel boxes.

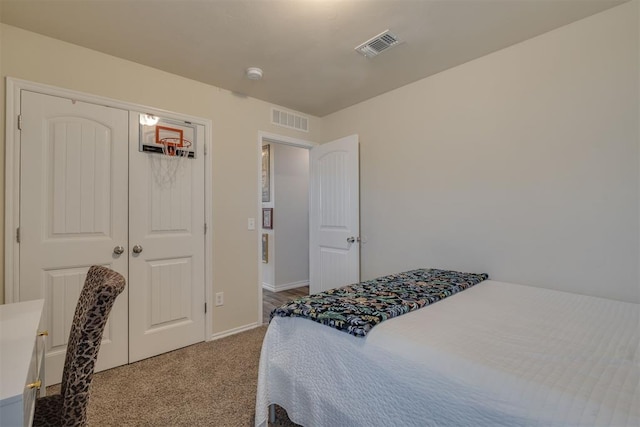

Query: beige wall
[0,8,4,305]
[323,1,640,302]
[260,143,309,291]
[272,144,309,288]
[0,24,322,331]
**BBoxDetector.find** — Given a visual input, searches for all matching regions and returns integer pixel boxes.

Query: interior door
[127,113,206,362]
[19,91,129,385]
[309,134,360,294]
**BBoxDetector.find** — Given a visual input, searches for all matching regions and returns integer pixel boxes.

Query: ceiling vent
[272,108,309,133]
[355,30,401,58]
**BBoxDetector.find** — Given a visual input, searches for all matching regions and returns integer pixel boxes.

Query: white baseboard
[262,282,276,292]
[262,280,309,293]
[208,322,259,341]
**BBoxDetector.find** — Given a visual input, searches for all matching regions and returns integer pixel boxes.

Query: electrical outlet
[248,218,256,230]
[215,292,224,306]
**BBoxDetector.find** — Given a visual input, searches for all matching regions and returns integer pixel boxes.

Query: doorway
[5,80,213,385]
[257,132,362,324]
[257,133,314,324]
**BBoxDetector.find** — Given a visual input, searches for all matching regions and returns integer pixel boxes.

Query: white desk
[0,300,45,427]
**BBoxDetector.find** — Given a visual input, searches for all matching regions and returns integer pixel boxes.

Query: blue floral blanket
[271,268,488,337]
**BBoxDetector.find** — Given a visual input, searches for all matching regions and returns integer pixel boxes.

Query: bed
[255,271,640,426]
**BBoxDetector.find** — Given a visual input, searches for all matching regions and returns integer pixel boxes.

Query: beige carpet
[47,326,298,426]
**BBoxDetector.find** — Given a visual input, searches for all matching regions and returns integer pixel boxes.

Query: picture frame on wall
[262,208,273,229]
[262,145,270,202]
[262,233,269,263]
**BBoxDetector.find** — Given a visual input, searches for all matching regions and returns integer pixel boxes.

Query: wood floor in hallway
[262,286,309,324]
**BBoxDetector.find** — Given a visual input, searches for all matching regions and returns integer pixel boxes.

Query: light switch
[248,218,256,230]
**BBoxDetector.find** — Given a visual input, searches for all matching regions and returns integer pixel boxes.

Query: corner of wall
[636,0,640,301]
[0,24,6,305]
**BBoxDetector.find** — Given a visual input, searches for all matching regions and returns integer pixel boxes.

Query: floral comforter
[271,268,489,337]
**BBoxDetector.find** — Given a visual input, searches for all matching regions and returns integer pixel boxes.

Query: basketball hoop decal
[140,116,196,159]
[139,114,197,187]
[155,126,192,156]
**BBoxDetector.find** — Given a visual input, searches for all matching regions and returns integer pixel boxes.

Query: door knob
[132,245,143,254]
[113,245,125,255]
[26,380,42,390]
[347,236,360,244]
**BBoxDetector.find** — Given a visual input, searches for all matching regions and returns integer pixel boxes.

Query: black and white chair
[33,266,126,427]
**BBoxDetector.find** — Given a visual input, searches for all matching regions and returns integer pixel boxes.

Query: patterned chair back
[59,265,126,425]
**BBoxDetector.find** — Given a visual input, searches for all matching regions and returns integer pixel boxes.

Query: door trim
[256,131,316,325]
[4,77,214,341]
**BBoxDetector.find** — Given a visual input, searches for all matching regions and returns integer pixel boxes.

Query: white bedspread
[255,280,640,426]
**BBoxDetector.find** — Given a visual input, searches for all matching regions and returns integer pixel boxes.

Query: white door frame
[4,77,215,341]
[256,131,315,325]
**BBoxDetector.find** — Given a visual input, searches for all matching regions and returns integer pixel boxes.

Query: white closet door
[128,114,206,362]
[19,90,129,385]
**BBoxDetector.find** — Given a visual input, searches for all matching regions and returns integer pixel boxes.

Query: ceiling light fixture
[246,67,263,80]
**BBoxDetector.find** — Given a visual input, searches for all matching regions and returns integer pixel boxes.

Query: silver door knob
[347,236,360,244]
[113,245,124,255]
[132,245,143,254]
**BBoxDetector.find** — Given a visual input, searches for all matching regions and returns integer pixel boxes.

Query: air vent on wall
[355,30,401,58]
[271,108,309,132]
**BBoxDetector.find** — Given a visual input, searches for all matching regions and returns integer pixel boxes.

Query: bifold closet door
[127,114,206,363]
[19,90,129,386]
[18,94,206,381]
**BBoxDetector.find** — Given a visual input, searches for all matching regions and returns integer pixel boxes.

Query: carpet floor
[46,326,299,426]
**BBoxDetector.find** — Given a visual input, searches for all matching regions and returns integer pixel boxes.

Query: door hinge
[16,227,20,243]
[204,144,207,156]
[204,223,208,234]
[17,115,22,130]
[204,302,207,314]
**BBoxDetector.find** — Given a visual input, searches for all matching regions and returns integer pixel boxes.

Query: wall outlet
[215,292,224,306]
[248,218,255,230]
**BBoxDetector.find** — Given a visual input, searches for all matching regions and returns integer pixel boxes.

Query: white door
[19,91,129,385]
[128,114,206,362]
[309,135,360,294]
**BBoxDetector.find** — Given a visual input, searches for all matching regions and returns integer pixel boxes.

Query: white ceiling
[0,0,627,117]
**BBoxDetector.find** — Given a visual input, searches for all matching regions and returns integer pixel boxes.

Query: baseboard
[262,282,276,292]
[208,322,259,341]
[262,280,309,293]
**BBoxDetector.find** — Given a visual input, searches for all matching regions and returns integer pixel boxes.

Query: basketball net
[150,137,192,187]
